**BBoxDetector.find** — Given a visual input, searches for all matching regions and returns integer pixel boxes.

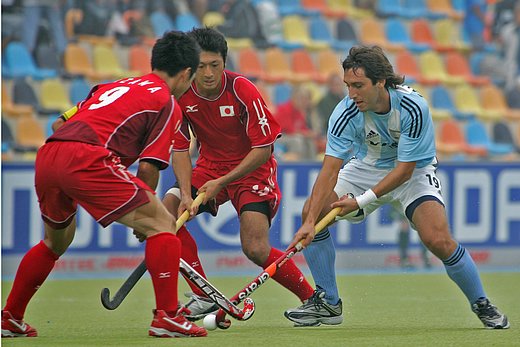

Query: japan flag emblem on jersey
[219,105,235,117]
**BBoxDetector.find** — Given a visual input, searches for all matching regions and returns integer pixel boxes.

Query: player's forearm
[172,150,193,197]
[371,161,416,199]
[219,146,271,186]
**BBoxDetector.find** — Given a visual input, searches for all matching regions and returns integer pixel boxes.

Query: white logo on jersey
[186,104,198,113]
[252,99,271,136]
[252,184,271,197]
[219,105,235,117]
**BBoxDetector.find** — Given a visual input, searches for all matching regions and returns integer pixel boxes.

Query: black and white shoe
[183,292,218,322]
[284,289,343,327]
[471,298,510,329]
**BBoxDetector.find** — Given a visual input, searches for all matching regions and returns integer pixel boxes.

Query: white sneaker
[284,289,343,327]
[471,298,510,329]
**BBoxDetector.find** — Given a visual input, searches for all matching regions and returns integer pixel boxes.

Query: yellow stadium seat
[92,44,139,79]
[327,0,373,19]
[202,11,225,27]
[418,51,465,85]
[453,84,496,121]
[40,79,73,113]
[64,43,110,81]
[433,19,470,52]
[282,15,329,51]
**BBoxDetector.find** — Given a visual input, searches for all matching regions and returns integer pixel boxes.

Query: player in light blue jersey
[284,46,509,329]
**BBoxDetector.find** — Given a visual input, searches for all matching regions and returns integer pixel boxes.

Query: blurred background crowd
[2,0,520,162]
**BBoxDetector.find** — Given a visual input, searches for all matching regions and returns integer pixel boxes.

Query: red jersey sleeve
[233,77,281,147]
[172,110,191,152]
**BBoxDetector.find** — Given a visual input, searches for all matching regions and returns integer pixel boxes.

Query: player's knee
[423,236,454,259]
[241,242,268,266]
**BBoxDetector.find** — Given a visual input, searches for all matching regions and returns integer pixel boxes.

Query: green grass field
[2,272,519,347]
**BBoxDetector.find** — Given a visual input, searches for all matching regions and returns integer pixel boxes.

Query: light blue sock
[302,228,340,305]
[443,244,486,305]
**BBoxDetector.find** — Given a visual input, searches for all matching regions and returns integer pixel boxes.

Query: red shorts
[35,141,153,229]
[191,156,281,220]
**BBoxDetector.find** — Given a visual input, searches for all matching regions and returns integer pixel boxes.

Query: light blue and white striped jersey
[325,85,436,169]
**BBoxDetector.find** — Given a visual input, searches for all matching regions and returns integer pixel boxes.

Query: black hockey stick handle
[100,193,206,310]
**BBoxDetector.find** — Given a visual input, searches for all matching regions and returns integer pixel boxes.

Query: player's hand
[198,179,224,204]
[133,229,146,242]
[178,194,197,221]
[331,194,359,217]
[287,223,316,250]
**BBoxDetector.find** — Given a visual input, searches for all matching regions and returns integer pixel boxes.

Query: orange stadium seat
[410,19,439,51]
[395,50,427,85]
[237,47,266,81]
[480,84,520,121]
[64,43,109,81]
[437,119,487,158]
[444,51,491,87]
[129,44,152,75]
[418,51,465,85]
[317,49,344,80]
[263,47,292,83]
[290,49,326,83]
[2,84,33,118]
[358,18,404,52]
[15,116,46,150]
[301,0,345,17]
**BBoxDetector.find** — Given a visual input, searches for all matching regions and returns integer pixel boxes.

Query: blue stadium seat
[430,85,469,120]
[175,12,201,32]
[493,121,520,153]
[273,83,292,106]
[400,0,432,19]
[376,0,404,17]
[309,16,351,51]
[465,119,514,156]
[336,18,358,47]
[385,18,430,53]
[276,0,318,16]
[69,78,92,105]
[150,11,175,37]
[3,42,57,80]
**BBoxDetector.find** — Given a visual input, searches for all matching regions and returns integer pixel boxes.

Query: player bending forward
[2,31,208,338]
[284,46,509,329]
[161,27,315,321]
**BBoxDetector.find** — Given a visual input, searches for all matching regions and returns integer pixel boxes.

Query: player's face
[194,51,225,97]
[344,67,389,113]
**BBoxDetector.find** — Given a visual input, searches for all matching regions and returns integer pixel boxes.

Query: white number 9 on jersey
[88,86,130,110]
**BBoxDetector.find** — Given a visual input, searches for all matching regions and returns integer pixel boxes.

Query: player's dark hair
[342,46,404,89]
[151,31,201,77]
[188,27,228,65]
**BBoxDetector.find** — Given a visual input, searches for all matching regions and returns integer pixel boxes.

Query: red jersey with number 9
[174,70,281,164]
[48,73,180,170]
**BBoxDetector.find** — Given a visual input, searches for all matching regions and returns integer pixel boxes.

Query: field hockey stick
[100,193,206,310]
[214,206,342,329]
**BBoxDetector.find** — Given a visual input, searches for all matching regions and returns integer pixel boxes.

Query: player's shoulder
[392,85,428,109]
[226,70,259,93]
[328,96,361,136]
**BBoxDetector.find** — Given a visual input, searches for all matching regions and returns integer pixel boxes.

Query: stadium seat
[385,18,430,53]
[395,50,427,85]
[465,119,514,156]
[40,79,72,113]
[301,0,345,17]
[437,119,487,158]
[480,84,520,121]
[280,15,328,51]
[309,16,351,51]
[418,51,465,85]
[317,49,344,81]
[290,49,325,83]
[35,43,62,74]
[358,18,404,52]
[453,84,490,121]
[410,19,439,51]
[3,42,57,80]
[444,51,491,87]
[150,11,175,37]
[328,0,373,19]
[64,43,109,81]
[202,11,225,27]
[426,0,463,20]
[273,83,293,106]
[430,85,469,120]
[237,47,266,81]
[2,83,33,118]
[175,12,201,32]
[129,44,152,75]
[64,8,83,40]
[69,78,92,105]
[92,44,137,79]
[433,18,470,52]
[492,121,520,154]
[375,0,404,17]
[2,118,15,154]
[276,0,318,16]
[264,47,292,83]
[12,78,45,114]
[335,18,358,48]
[15,116,47,151]
[400,0,435,19]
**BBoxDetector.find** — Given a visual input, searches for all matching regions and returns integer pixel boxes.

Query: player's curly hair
[342,46,404,88]
[188,27,228,65]
[151,30,200,78]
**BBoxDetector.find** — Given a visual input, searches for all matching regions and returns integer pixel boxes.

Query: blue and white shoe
[284,289,343,327]
[471,298,510,329]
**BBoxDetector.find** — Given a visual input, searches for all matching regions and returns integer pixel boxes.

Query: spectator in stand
[216,0,268,48]
[463,0,488,50]
[499,2,520,90]
[21,0,67,56]
[491,0,517,41]
[316,74,347,137]
[274,85,319,161]
[254,0,283,46]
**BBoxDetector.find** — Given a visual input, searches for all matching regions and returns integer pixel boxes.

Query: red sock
[4,240,59,320]
[145,233,181,313]
[262,248,314,302]
[177,226,207,297]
